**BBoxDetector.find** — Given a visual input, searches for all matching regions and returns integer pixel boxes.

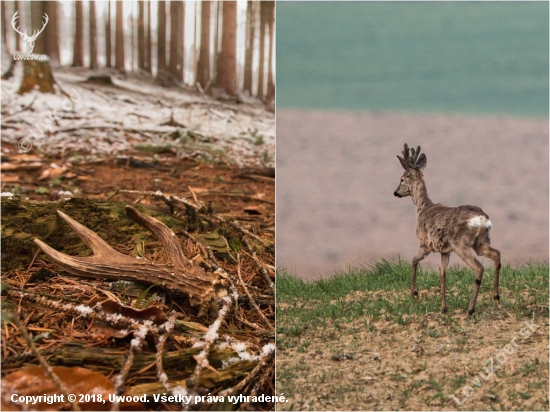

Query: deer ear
[416,153,427,170]
[397,155,409,170]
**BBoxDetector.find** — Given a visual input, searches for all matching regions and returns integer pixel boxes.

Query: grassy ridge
[277,260,549,333]
[277,2,549,117]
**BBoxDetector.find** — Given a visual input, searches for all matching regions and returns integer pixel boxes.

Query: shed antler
[34,206,227,307]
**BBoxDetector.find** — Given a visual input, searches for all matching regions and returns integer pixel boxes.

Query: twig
[111,321,152,411]
[236,254,273,330]
[188,186,199,204]
[6,289,162,334]
[219,343,275,397]
[185,295,233,409]
[240,248,274,289]
[9,312,81,411]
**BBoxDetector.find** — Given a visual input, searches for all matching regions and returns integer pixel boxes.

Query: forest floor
[1,66,274,411]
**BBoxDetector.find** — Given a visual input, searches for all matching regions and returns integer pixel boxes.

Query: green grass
[277,260,549,333]
[277,2,549,117]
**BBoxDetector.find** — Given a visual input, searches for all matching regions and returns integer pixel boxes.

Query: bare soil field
[276,110,549,279]
[277,304,549,411]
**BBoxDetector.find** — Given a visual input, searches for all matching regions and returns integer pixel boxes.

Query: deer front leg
[411,246,431,299]
[440,252,451,313]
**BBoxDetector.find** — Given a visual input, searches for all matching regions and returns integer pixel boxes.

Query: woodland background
[1,0,275,101]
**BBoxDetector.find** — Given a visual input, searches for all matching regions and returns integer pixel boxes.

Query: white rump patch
[468,216,492,229]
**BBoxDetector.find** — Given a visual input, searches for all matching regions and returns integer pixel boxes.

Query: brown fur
[394,144,501,316]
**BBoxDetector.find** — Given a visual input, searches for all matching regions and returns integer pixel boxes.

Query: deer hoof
[441,307,448,314]
[411,290,418,298]
[467,309,475,317]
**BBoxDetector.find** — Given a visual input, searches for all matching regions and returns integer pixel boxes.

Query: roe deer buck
[394,144,501,316]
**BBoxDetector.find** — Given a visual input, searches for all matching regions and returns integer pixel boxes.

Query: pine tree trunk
[156,1,167,84]
[243,1,255,94]
[30,2,46,55]
[212,2,219,84]
[72,1,84,66]
[14,1,24,53]
[137,1,145,70]
[44,1,60,67]
[196,1,210,89]
[217,1,237,95]
[146,0,152,73]
[105,1,111,68]
[265,1,275,102]
[257,1,268,99]
[169,0,183,82]
[115,1,124,71]
[89,0,98,69]
[177,1,185,81]
[0,1,7,55]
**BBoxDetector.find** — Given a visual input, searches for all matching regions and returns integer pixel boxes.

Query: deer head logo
[11,10,49,54]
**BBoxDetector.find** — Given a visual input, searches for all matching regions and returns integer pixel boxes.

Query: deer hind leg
[440,252,451,313]
[411,246,431,299]
[474,239,501,305]
[453,245,484,316]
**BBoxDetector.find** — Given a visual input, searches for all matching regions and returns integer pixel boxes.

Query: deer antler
[34,206,228,308]
[400,143,425,169]
[11,11,26,37]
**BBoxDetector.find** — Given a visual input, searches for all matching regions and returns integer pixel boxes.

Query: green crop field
[277,2,549,117]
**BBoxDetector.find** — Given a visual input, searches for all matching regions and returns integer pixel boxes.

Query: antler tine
[402,143,410,162]
[125,206,189,268]
[410,145,421,165]
[48,210,125,257]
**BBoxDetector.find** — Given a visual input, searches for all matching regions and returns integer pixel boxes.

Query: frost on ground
[1,67,274,168]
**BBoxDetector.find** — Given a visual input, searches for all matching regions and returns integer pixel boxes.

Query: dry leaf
[1,366,114,411]
[99,300,168,324]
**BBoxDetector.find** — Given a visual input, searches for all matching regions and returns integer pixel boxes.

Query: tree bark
[169,0,184,82]
[72,1,84,67]
[0,1,7,55]
[196,1,211,89]
[105,1,111,68]
[217,1,237,95]
[145,0,152,73]
[115,1,124,71]
[137,0,145,70]
[243,1,255,94]
[257,1,269,99]
[14,1,23,53]
[89,0,98,69]
[265,1,275,102]
[44,1,59,67]
[156,1,167,84]
[30,2,46,55]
